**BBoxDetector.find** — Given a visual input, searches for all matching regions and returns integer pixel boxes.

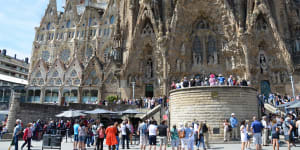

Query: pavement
[0,138,298,150]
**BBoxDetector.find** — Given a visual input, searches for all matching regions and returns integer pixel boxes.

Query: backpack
[141,124,147,135]
[178,129,185,138]
[202,124,208,133]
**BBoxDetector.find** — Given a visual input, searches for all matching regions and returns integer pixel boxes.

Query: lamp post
[290,75,296,98]
[131,82,136,99]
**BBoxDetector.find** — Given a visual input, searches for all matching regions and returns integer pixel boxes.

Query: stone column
[97,83,103,104]
[77,87,82,103]
[58,87,63,105]
[40,87,45,103]
[7,92,21,132]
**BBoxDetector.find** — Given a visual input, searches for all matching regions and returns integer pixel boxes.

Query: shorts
[171,139,179,147]
[253,133,262,145]
[79,136,85,142]
[181,139,188,148]
[188,138,194,149]
[272,133,279,139]
[140,134,147,145]
[74,134,79,142]
[158,136,168,145]
[284,135,292,142]
[149,135,156,145]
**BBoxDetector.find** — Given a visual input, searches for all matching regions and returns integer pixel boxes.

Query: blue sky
[0,0,65,60]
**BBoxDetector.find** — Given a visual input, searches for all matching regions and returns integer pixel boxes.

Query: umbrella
[0,110,9,115]
[56,110,86,118]
[286,101,300,109]
[277,100,299,108]
[84,108,117,114]
[119,109,144,115]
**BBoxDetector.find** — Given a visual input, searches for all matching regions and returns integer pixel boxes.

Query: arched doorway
[261,80,271,98]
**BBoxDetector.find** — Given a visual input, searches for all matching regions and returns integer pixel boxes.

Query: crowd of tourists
[170,74,249,89]
[260,93,300,107]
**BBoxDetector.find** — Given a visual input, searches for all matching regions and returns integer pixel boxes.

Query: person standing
[78,121,87,150]
[283,117,293,150]
[157,120,168,150]
[92,122,99,146]
[187,123,195,150]
[218,74,225,86]
[148,121,158,150]
[21,123,32,150]
[96,124,105,150]
[202,121,211,149]
[228,75,233,86]
[230,113,239,140]
[137,120,148,150]
[223,119,230,142]
[271,119,280,150]
[197,122,206,150]
[106,122,118,150]
[13,119,22,150]
[261,116,269,146]
[73,120,80,150]
[251,116,264,150]
[121,120,130,149]
[245,120,251,150]
[240,120,248,150]
[169,125,179,150]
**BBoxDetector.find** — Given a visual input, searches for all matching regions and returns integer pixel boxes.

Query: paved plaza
[0,139,297,150]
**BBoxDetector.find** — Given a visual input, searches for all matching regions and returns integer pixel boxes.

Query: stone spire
[6,92,21,133]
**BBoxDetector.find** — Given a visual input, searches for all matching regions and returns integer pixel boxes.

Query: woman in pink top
[21,123,32,150]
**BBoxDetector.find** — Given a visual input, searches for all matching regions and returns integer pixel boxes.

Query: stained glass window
[74,78,80,85]
[60,49,70,62]
[42,51,50,62]
[91,70,96,77]
[49,79,55,85]
[36,71,42,78]
[193,36,202,53]
[47,22,51,30]
[53,70,59,77]
[71,70,77,77]
[56,79,62,85]
[66,79,72,85]
[31,79,37,85]
[39,79,44,85]
[86,47,93,58]
[66,20,71,28]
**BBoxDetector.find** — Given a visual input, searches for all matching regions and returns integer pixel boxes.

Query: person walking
[202,121,211,149]
[21,123,32,150]
[245,120,251,150]
[230,113,239,140]
[251,116,264,150]
[96,124,105,150]
[181,123,191,150]
[223,119,230,142]
[240,120,248,150]
[271,119,279,150]
[73,120,80,150]
[148,121,158,150]
[197,122,206,150]
[283,117,293,150]
[169,125,179,150]
[106,122,118,150]
[12,119,22,150]
[121,120,130,149]
[187,123,195,150]
[92,122,99,146]
[157,120,168,150]
[137,120,148,150]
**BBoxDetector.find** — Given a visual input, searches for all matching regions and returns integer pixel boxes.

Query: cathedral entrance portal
[261,80,271,98]
[145,84,154,98]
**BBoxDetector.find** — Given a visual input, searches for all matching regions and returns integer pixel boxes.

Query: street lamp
[131,82,136,99]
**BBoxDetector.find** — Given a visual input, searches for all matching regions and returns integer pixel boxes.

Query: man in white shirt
[148,121,158,150]
[121,120,130,149]
[261,116,269,146]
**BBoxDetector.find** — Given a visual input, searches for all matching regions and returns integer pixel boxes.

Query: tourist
[178,123,185,150]
[209,74,216,86]
[218,74,225,85]
[182,77,189,88]
[73,120,80,150]
[171,81,176,90]
[106,122,118,150]
[271,119,280,150]
[13,119,22,150]
[223,119,230,142]
[240,120,248,150]
[21,123,32,150]
[157,120,168,150]
[148,120,158,150]
[197,122,206,150]
[138,120,148,150]
[190,78,196,87]
[0,124,7,140]
[169,125,179,150]
[187,123,195,150]
[121,120,130,149]
[251,116,264,150]
[181,122,191,150]
[230,113,239,140]
[86,123,93,147]
[92,122,99,146]
[116,123,121,150]
[78,121,87,150]
[96,123,105,150]
[245,120,251,150]
[283,117,293,150]
[192,120,199,145]
[128,120,134,145]
[296,116,300,139]
[228,75,233,86]
[202,121,210,149]
[261,116,269,146]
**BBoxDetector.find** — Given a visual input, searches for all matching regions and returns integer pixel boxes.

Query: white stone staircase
[264,103,285,115]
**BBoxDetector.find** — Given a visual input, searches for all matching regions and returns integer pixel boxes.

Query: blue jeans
[197,136,206,149]
[14,135,19,150]
[116,136,120,150]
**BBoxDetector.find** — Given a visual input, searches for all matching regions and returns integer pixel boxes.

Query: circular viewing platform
[169,86,259,141]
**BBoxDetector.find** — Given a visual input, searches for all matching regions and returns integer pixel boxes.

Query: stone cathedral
[28,0,300,104]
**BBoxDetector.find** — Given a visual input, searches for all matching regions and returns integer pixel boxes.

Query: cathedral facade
[28,0,300,104]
